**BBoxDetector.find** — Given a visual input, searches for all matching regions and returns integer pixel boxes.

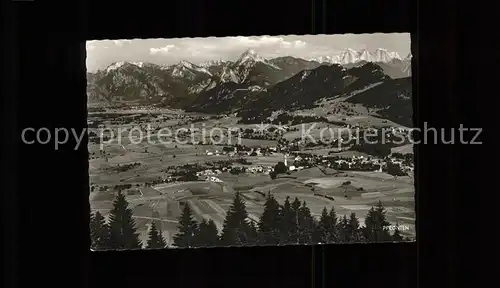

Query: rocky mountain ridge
[87,49,412,126]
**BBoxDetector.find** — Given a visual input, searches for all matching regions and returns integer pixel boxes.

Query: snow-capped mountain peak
[179,60,194,68]
[339,48,359,64]
[306,48,405,66]
[199,60,228,68]
[172,60,212,78]
[308,55,340,64]
[374,48,393,62]
[130,61,145,68]
[104,61,151,73]
[236,49,265,64]
[388,52,402,60]
[233,49,281,75]
[357,49,374,62]
[105,61,127,72]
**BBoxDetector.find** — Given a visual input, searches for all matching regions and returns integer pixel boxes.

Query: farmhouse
[205,176,223,183]
[196,169,222,177]
[246,165,273,174]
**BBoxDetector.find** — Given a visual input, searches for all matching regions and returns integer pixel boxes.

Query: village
[88,108,414,191]
[192,147,413,184]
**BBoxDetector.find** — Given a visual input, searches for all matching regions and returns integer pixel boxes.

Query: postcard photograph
[87,33,415,250]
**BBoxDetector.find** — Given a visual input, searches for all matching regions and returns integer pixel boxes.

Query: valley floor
[88,108,415,247]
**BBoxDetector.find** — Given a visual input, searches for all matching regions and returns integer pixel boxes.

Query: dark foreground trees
[210,195,407,247]
[91,191,411,250]
[89,191,142,250]
[90,211,110,250]
[193,219,219,247]
[146,222,167,249]
[220,192,257,246]
[392,223,404,241]
[317,206,339,243]
[108,191,142,250]
[338,212,364,242]
[173,203,198,248]
[278,196,296,244]
[297,201,316,244]
[257,193,282,245]
[363,200,393,242]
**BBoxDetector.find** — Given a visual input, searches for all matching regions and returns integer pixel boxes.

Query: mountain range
[87,49,413,127]
[308,48,409,65]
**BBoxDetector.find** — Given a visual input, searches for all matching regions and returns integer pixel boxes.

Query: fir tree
[363,207,377,241]
[317,206,338,244]
[328,206,339,242]
[278,196,297,244]
[346,212,363,242]
[291,197,301,211]
[146,222,167,249]
[246,220,259,245]
[374,200,392,240]
[392,223,404,241]
[290,197,302,243]
[220,192,253,246]
[90,211,110,250]
[108,191,142,250]
[297,201,316,244]
[257,193,282,245]
[316,207,330,243]
[363,201,392,242]
[90,211,97,249]
[193,219,219,248]
[173,203,198,248]
[338,214,350,242]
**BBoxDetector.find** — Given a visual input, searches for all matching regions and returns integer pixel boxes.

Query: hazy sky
[86,33,410,72]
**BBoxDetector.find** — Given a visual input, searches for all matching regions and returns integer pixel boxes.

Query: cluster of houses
[195,164,275,182]
[136,148,413,188]
[282,151,414,174]
[198,149,414,180]
[198,153,309,179]
[281,154,307,172]
[324,155,413,173]
[328,155,382,170]
[386,156,414,173]
[203,146,278,157]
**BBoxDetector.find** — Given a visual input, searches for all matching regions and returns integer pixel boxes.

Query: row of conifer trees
[90,191,407,250]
